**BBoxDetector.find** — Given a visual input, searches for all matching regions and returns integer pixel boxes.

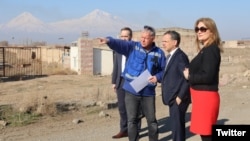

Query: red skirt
[190,88,220,135]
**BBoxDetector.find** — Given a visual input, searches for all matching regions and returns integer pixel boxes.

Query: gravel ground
[0,75,249,141]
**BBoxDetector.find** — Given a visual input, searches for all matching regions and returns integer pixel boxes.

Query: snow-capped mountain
[1,12,55,33]
[51,9,134,33]
[0,9,140,44]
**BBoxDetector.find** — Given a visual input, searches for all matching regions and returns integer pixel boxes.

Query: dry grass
[0,75,116,127]
[43,62,78,75]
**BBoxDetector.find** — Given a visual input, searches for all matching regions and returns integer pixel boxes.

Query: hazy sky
[0,0,250,40]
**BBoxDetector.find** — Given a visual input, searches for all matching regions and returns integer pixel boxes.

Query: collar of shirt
[168,47,178,62]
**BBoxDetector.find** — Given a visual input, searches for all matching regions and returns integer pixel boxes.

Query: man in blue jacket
[99,25,166,141]
[111,27,144,139]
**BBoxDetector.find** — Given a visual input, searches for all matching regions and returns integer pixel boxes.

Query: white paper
[129,69,152,93]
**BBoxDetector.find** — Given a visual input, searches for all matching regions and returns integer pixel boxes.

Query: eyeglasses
[195,27,208,33]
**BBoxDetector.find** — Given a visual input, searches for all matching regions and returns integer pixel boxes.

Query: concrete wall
[70,46,80,74]
[93,48,113,75]
[222,40,250,48]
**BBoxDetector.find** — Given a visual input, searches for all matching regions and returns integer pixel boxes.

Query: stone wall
[78,38,94,75]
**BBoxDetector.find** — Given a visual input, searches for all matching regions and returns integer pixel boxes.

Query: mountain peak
[89,9,111,16]
[0,9,138,43]
[1,11,52,33]
[6,12,43,26]
[19,12,34,17]
[83,9,114,20]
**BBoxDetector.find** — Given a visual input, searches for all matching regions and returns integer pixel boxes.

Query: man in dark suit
[111,27,143,139]
[161,30,191,141]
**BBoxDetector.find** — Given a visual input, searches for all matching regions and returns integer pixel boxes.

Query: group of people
[99,17,223,141]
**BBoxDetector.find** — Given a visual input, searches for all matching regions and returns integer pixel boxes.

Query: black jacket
[161,48,191,105]
[111,51,123,89]
[188,44,221,91]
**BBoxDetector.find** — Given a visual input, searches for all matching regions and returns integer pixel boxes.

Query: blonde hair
[194,17,223,52]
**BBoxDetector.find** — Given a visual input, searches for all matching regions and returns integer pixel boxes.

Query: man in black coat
[161,30,191,141]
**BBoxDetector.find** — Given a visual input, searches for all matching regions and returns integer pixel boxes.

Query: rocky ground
[0,73,249,141]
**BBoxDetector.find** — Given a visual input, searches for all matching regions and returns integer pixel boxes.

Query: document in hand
[129,69,152,93]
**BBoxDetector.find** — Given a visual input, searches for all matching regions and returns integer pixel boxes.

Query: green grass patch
[0,105,41,127]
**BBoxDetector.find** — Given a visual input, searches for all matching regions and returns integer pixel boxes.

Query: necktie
[165,54,171,71]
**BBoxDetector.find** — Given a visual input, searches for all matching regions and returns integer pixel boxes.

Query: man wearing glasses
[99,26,166,141]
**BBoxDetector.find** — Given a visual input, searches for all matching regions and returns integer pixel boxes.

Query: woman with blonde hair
[183,17,223,141]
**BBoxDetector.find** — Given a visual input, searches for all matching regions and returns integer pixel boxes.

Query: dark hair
[143,25,156,37]
[120,27,133,37]
[163,30,181,47]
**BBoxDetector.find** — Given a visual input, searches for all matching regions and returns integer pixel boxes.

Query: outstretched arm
[97,37,109,44]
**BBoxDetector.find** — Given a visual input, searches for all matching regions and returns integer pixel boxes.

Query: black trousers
[116,78,128,132]
[169,99,190,141]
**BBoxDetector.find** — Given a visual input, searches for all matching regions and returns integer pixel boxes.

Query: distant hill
[0,9,140,44]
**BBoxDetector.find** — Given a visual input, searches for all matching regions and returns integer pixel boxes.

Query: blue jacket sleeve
[106,37,134,57]
[156,50,166,82]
